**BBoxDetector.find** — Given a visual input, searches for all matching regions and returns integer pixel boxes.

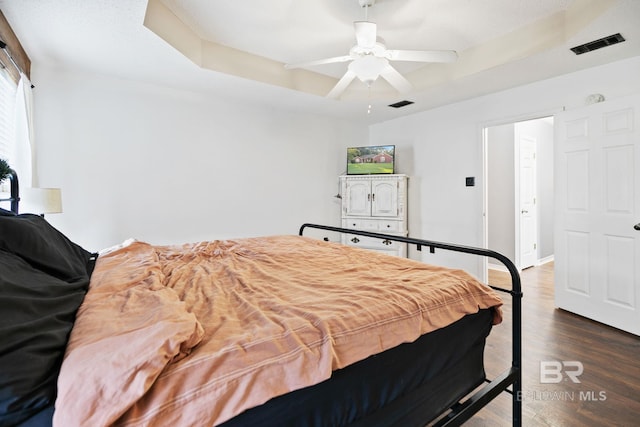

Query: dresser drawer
[342,219,404,233]
[344,219,362,229]
[361,220,381,231]
[341,234,407,257]
[377,220,401,233]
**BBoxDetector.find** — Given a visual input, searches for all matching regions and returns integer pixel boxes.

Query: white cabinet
[339,174,408,257]
[343,178,400,217]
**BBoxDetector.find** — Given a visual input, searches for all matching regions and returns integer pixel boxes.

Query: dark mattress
[220,308,495,427]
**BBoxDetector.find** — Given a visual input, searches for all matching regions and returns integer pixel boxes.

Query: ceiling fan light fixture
[349,56,388,85]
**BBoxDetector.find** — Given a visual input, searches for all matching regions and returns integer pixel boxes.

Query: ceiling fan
[284,0,458,99]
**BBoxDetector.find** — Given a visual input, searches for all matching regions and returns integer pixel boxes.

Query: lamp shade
[348,56,389,85]
[21,187,62,215]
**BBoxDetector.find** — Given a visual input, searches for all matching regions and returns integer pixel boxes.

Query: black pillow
[0,213,96,426]
[0,213,95,281]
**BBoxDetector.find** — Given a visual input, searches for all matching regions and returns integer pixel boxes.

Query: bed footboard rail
[298,223,522,427]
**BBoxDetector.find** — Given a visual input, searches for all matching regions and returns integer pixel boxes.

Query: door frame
[479,108,560,282]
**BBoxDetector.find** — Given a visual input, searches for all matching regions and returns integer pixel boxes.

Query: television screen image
[347,145,395,175]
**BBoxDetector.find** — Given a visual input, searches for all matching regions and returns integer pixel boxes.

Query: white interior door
[517,135,538,269]
[555,93,640,336]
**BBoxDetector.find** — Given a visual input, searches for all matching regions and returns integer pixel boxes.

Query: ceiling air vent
[570,33,625,55]
[388,100,414,108]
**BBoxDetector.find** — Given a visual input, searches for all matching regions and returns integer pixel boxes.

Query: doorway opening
[483,116,555,273]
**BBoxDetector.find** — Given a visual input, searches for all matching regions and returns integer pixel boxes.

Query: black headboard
[0,169,19,213]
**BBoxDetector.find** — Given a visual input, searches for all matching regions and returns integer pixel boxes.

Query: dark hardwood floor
[461,262,640,426]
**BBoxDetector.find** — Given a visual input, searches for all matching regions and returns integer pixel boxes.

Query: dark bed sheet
[220,308,495,427]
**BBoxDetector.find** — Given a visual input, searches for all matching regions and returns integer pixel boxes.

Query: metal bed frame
[0,169,19,213]
[299,223,523,427]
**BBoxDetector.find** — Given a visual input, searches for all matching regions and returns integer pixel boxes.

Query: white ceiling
[1,0,639,124]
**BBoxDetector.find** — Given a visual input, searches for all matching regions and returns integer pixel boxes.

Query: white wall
[32,67,366,250]
[370,55,640,277]
[29,55,640,273]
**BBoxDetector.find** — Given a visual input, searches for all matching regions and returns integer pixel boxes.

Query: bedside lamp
[21,187,62,217]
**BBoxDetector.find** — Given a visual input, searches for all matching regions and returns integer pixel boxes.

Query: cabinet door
[371,179,398,217]
[344,180,371,216]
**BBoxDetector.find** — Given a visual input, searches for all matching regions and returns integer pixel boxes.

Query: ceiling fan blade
[327,69,357,99]
[354,21,377,48]
[379,64,413,94]
[385,49,458,63]
[284,55,353,70]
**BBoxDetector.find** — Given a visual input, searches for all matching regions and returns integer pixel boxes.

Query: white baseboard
[488,263,509,272]
[488,255,554,273]
[538,255,554,265]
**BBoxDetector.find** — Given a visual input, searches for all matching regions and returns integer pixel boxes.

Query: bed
[0,172,522,427]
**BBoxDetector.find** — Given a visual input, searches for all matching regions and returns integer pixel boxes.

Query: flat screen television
[347,145,395,175]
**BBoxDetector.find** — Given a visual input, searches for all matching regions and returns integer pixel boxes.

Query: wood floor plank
[452,262,640,426]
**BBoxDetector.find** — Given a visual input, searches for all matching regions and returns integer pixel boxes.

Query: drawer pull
[351,237,360,244]
[382,239,392,246]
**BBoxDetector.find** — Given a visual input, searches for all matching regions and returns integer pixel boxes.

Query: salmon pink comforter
[54,235,502,427]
